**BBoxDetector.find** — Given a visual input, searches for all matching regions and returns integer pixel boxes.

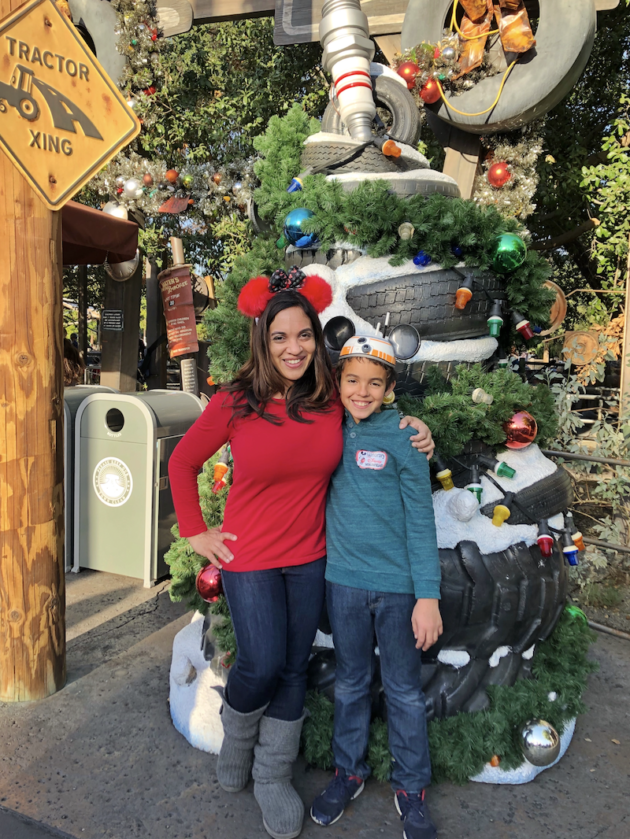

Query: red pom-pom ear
[301,274,333,314]
[238,276,272,318]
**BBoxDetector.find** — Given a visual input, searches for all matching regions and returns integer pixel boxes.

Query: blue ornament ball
[451,245,464,258]
[413,250,432,267]
[284,208,318,247]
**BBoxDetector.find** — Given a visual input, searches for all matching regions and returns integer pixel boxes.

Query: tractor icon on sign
[0,64,102,139]
[0,65,39,121]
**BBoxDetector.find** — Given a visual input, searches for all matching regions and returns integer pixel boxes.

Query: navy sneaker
[310,768,365,826]
[395,790,437,839]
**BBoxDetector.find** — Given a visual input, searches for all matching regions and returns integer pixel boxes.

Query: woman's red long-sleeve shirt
[168,392,344,572]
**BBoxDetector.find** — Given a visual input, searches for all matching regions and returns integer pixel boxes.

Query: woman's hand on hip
[188,528,237,568]
[399,416,435,460]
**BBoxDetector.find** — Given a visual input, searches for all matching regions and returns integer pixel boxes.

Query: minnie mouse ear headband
[237,266,333,319]
[339,336,397,369]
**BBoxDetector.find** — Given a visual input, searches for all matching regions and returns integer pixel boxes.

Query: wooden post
[0,0,66,701]
[100,261,143,392]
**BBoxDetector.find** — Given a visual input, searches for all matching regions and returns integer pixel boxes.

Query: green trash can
[73,390,203,586]
[64,386,117,572]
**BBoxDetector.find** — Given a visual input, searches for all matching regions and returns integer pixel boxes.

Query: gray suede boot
[252,714,306,839]
[217,698,268,793]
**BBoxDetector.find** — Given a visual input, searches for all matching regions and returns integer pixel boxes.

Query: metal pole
[541,450,630,469]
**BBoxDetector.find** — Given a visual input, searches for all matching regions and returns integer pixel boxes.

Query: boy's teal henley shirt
[325,409,441,599]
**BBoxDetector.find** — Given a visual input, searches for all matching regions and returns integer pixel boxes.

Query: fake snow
[480,444,558,505]
[305,259,498,364]
[437,649,471,669]
[313,630,335,649]
[489,646,512,668]
[169,612,224,755]
[548,691,558,702]
[471,717,576,785]
[523,645,536,660]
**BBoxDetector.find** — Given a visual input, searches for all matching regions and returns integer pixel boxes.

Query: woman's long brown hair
[223,291,335,423]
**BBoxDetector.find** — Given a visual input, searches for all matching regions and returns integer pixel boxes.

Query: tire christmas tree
[167,0,601,782]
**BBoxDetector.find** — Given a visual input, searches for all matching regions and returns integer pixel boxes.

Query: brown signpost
[0,0,139,701]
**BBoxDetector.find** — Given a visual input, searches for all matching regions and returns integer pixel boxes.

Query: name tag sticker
[356,450,388,470]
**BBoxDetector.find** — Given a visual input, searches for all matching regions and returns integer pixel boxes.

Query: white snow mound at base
[471,717,576,784]
[480,444,558,505]
[169,612,224,755]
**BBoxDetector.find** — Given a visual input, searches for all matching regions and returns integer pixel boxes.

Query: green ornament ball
[182,174,194,188]
[492,233,527,274]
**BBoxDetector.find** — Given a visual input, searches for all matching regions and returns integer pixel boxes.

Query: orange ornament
[420,78,441,105]
[397,60,420,90]
[212,173,222,185]
[165,169,179,183]
[488,162,511,188]
[490,755,501,767]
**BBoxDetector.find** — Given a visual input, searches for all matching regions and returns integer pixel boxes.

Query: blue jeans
[221,557,326,721]
[327,581,432,793]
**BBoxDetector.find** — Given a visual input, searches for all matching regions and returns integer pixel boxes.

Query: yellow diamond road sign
[0,0,140,209]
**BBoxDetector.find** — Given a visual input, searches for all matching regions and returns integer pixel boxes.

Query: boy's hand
[412,599,443,651]
[399,416,435,460]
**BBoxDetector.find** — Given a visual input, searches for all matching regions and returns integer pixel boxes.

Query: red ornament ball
[116,187,123,194]
[142,85,157,96]
[503,411,538,450]
[397,60,420,90]
[142,173,153,186]
[420,78,441,105]
[488,162,511,188]
[196,564,223,603]
[165,169,179,184]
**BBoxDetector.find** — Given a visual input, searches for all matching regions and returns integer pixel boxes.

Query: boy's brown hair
[336,355,397,388]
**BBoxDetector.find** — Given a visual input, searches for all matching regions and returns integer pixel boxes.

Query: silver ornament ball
[105,250,140,282]
[123,177,143,199]
[102,201,128,221]
[441,45,457,63]
[520,719,560,767]
[232,181,243,195]
[115,175,125,188]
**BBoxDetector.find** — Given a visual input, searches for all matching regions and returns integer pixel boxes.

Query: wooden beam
[375,33,401,65]
[100,262,143,392]
[530,218,600,251]
[0,0,65,704]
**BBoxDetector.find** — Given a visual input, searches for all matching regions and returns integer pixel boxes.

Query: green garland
[301,609,597,785]
[398,364,558,458]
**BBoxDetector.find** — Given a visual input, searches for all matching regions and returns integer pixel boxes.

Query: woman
[168,268,434,839]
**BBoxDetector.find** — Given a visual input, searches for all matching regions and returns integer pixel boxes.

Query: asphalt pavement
[0,570,627,839]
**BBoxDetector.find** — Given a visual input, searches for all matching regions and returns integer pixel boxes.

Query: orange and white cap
[339,336,396,368]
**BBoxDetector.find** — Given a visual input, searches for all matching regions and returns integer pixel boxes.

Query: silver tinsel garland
[472,122,544,221]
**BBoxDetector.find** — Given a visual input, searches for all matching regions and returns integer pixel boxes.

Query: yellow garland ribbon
[435,59,518,117]
[450,0,499,40]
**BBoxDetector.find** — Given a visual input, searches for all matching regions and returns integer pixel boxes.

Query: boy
[311,335,442,839]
